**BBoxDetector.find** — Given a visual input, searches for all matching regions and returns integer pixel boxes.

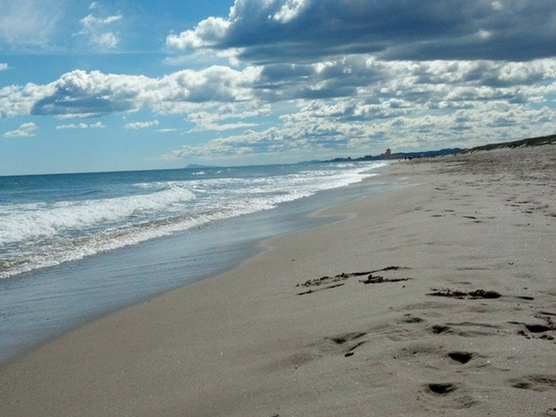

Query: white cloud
[0,0,63,49]
[0,63,8,71]
[273,0,308,23]
[0,83,55,118]
[21,66,261,118]
[2,52,556,161]
[1,0,555,165]
[168,0,556,63]
[124,120,159,130]
[56,121,106,129]
[189,120,258,132]
[2,58,555,124]
[491,1,503,11]
[167,17,230,50]
[169,101,556,161]
[4,122,37,138]
[78,11,122,50]
[186,103,270,132]
[94,32,118,49]
[2,44,553,122]
[80,14,122,28]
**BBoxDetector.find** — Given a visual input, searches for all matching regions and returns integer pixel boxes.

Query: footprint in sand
[327,331,368,357]
[435,322,502,338]
[394,343,482,372]
[417,382,477,411]
[447,351,475,364]
[284,330,371,369]
[427,383,459,395]
[401,314,425,324]
[431,324,452,335]
[512,313,556,342]
[546,407,556,417]
[509,375,556,392]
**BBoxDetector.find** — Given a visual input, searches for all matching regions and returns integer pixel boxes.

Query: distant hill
[392,148,464,159]
[184,164,218,169]
[467,133,556,152]
[182,134,555,170]
[318,132,556,164]
[320,148,463,163]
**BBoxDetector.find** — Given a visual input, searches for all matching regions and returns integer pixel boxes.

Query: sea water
[0,162,388,280]
[0,161,390,364]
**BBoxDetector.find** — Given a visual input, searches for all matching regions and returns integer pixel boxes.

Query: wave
[0,185,196,246]
[0,161,388,279]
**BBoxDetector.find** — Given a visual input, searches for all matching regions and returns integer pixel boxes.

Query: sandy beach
[1,146,556,416]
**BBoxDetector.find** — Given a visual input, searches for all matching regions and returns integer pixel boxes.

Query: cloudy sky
[1,0,556,175]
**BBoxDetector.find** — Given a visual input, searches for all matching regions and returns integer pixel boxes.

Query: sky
[1,0,556,175]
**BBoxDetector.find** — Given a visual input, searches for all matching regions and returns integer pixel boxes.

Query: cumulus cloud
[167,16,230,50]
[171,128,283,159]
[170,101,556,161]
[167,0,556,63]
[0,83,55,118]
[254,57,556,105]
[162,6,556,159]
[124,120,159,130]
[2,58,555,128]
[164,52,556,160]
[186,102,270,132]
[0,0,554,166]
[56,121,105,129]
[0,66,261,119]
[4,122,37,138]
[1,42,556,161]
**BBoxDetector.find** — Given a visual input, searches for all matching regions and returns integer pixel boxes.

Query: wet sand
[1,146,556,416]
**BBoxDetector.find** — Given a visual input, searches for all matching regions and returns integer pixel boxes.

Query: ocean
[0,161,391,364]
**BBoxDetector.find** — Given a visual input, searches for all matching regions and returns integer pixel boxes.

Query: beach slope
[1,146,556,416]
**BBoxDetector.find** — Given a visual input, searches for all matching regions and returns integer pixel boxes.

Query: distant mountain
[184,164,218,169]
[296,160,322,164]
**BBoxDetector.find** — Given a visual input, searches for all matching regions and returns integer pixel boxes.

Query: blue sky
[1,0,556,175]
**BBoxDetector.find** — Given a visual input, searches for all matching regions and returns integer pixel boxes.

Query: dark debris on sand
[360,274,411,285]
[515,313,556,342]
[296,266,410,295]
[297,266,404,288]
[428,289,502,299]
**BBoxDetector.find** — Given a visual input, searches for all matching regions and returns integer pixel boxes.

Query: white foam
[0,161,388,279]
[0,185,196,246]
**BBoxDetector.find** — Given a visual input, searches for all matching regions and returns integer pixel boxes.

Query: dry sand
[1,146,556,416]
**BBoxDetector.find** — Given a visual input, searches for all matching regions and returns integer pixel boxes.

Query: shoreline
[0,163,393,366]
[1,147,556,416]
